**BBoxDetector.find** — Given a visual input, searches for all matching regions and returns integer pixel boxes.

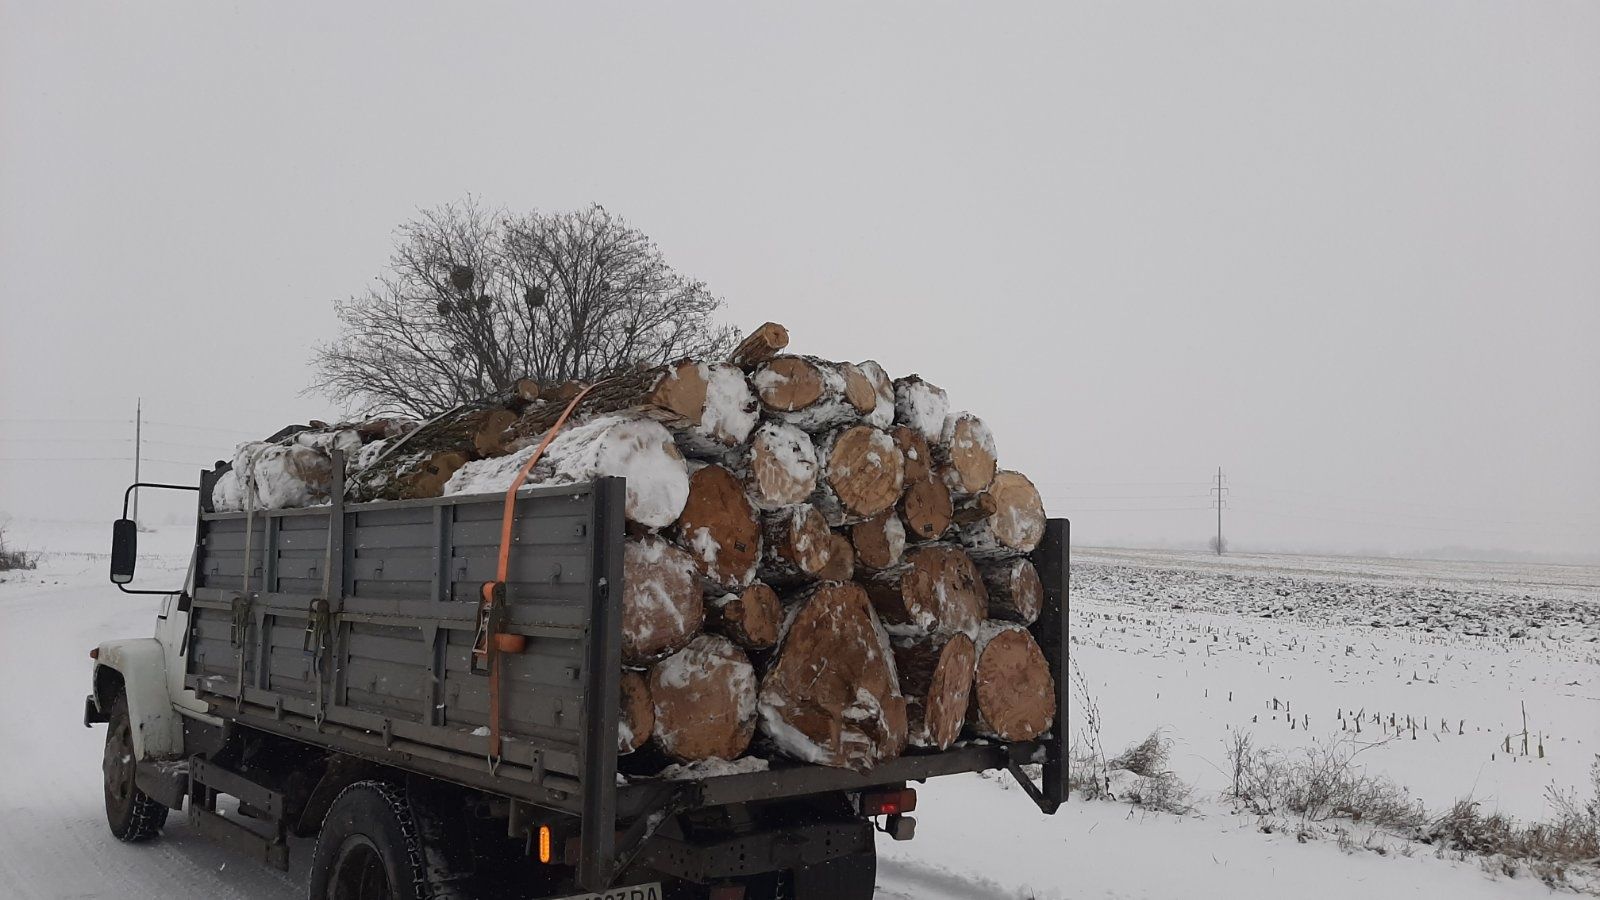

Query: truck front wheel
[308,780,466,900]
[103,695,168,842]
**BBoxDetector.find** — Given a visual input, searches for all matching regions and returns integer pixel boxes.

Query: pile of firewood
[212,323,1055,773]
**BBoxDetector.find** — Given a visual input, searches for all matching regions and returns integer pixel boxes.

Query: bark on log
[863,543,986,639]
[620,535,704,665]
[757,582,908,769]
[968,622,1055,741]
[447,413,690,529]
[899,471,953,543]
[348,398,523,501]
[935,413,997,495]
[752,356,873,432]
[979,557,1043,625]
[706,582,782,651]
[893,375,949,445]
[760,504,834,585]
[728,322,790,369]
[815,532,856,582]
[735,422,819,512]
[213,441,340,511]
[650,635,758,763]
[955,470,1047,559]
[892,632,977,750]
[618,670,655,755]
[811,425,905,526]
[674,463,760,590]
[890,425,933,484]
[502,359,740,451]
[850,510,906,571]
[855,360,896,430]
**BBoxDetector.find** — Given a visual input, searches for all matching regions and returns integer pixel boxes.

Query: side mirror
[110,519,138,584]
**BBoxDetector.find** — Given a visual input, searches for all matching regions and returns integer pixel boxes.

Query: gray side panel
[188,482,614,804]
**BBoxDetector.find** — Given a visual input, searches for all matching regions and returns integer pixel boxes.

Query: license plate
[551,884,663,900]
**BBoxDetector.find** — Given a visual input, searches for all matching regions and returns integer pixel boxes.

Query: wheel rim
[328,836,392,900]
[103,718,135,808]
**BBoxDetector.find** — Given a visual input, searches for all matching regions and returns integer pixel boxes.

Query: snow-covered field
[1,521,1593,898]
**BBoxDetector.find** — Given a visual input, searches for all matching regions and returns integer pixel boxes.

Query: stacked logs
[210,322,1055,774]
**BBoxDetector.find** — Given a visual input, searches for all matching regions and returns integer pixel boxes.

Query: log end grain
[622,536,704,665]
[969,623,1055,741]
[650,635,758,763]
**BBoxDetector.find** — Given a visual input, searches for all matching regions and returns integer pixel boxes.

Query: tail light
[861,787,917,817]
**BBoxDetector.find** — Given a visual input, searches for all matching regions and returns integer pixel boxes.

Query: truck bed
[185,471,1068,887]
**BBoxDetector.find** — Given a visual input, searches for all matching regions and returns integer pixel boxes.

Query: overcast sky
[2,1,1597,561]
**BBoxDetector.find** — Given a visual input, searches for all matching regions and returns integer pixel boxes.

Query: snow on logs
[649,635,758,763]
[810,424,905,526]
[446,413,690,529]
[757,582,908,770]
[620,536,704,665]
[209,324,1061,772]
[968,622,1055,741]
[674,463,760,591]
[953,470,1047,559]
[863,543,986,639]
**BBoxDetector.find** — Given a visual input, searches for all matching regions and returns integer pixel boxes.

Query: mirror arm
[113,481,202,596]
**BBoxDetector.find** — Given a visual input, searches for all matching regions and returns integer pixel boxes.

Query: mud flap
[791,848,876,900]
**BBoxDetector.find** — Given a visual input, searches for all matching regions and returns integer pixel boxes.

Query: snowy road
[0,525,1580,898]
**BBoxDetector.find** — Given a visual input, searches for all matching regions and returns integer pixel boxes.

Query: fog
[3,2,1597,562]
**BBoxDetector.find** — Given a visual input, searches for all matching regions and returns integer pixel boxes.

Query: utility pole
[132,398,142,523]
[1211,466,1226,555]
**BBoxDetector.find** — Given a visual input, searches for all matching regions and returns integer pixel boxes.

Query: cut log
[955,470,1047,559]
[619,536,704,665]
[447,413,689,529]
[892,632,977,750]
[815,532,856,582]
[674,463,760,590]
[736,421,819,512]
[757,582,908,769]
[855,360,896,429]
[850,510,906,571]
[354,417,420,443]
[863,543,986,639]
[893,375,949,445]
[650,635,758,763]
[513,377,542,404]
[618,670,655,755]
[706,582,782,651]
[935,413,997,495]
[752,356,868,432]
[728,321,789,369]
[668,361,759,458]
[760,504,834,584]
[898,471,953,543]
[889,425,933,484]
[811,425,905,526]
[472,408,520,457]
[968,622,1055,741]
[979,557,1044,625]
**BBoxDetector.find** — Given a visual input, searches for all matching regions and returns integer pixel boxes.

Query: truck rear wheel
[103,695,168,842]
[308,780,466,900]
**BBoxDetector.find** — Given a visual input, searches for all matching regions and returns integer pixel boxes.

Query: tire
[308,780,466,900]
[103,695,168,842]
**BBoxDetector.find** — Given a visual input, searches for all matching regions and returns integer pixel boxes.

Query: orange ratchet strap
[474,382,600,765]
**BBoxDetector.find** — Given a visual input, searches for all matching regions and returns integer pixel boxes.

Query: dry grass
[1421,756,1600,882]
[0,527,36,572]
[1225,733,1426,830]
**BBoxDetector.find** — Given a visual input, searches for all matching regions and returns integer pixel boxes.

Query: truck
[86,460,1070,900]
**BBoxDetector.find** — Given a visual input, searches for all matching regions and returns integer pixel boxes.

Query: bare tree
[312,199,737,416]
